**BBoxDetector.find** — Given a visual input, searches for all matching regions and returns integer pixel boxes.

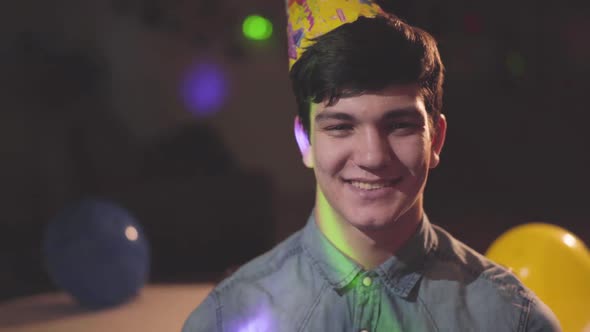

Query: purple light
[236,309,272,332]
[181,62,228,117]
[294,117,310,153]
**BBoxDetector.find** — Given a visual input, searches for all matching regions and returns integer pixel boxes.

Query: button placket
[355,272,379,332]
[362,276,372,287]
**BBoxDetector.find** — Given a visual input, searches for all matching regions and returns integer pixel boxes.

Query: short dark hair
[289,14,444,136]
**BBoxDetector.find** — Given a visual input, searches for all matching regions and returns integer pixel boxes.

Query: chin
[345,211,400,232]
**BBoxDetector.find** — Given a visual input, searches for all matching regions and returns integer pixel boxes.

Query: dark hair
[289,14,444,136]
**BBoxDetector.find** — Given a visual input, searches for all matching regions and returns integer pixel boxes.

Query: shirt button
[362,276,372,287]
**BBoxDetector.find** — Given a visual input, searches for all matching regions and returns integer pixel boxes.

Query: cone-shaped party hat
[286,0,385,69]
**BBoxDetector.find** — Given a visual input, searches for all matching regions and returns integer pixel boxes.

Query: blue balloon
[43,198,150,308]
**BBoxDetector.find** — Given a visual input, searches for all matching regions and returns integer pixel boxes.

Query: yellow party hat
[286,0,385,69]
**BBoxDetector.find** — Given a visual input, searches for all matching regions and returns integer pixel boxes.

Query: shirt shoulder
[217,228,306,288]
[182,292,219,332]
[419,224,561,331]
[183,229,327,332]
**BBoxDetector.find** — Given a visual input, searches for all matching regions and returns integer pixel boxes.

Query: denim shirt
[183,213,561,332]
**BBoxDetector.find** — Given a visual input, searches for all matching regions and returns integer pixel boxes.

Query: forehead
[312,84,426,120]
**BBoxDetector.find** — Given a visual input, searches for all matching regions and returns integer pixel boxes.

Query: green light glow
[316,188,357,268]
[242,15,273,41]
[506,51,526,78]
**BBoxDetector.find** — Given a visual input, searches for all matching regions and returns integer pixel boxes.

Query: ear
[294,116,314,168]
[429,113,447,169]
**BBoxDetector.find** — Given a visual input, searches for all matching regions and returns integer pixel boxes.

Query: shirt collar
[376,214,439,297]
[300,211,439,298]
[301,212,363,291]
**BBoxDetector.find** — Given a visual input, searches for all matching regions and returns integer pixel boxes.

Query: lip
[345,178,399,184]
[343,177,402,200]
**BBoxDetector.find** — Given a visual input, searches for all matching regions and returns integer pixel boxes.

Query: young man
[183,1,561,331]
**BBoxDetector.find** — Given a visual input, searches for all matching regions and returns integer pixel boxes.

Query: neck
[314,190,422,270]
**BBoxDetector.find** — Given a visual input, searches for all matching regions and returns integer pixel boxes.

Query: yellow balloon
[486,223,590,332]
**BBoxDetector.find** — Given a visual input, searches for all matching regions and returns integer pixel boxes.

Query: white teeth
[349,181,390,190]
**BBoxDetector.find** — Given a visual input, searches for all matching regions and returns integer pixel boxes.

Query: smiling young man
[182,1,561,331]
[305,83,444,270]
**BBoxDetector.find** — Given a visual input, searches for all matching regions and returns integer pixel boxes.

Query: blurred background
[0,0,588,302]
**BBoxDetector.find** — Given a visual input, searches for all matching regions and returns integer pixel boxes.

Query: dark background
[1,0,588,301]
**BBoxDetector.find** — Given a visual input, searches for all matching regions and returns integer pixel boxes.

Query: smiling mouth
[345,179,401,190]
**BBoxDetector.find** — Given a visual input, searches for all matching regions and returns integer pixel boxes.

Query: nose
[353,129,394,170]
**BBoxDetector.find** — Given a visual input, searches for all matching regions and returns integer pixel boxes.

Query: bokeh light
[181,62,228,117]
[126,226,139,241]
[506,51,526,78]
[242,15,273,41]
[463,13,483,34]
[563,233,577,248]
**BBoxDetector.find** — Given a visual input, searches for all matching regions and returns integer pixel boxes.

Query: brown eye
[324,124,354,137]
[389,122,414,130]
[326,124,353,131]
[387,122,422,135]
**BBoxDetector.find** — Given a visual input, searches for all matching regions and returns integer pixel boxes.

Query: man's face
[301,84,446,231]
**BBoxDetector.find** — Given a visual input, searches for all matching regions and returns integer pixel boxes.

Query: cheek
[312,138,349,174]
[391,136,430,172]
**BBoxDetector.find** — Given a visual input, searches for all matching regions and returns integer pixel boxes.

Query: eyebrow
[315,107,422,123]
[314,111,355,123]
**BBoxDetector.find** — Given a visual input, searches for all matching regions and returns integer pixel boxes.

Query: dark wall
[1,0,588,300]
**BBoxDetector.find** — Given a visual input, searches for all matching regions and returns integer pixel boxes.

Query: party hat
[286,0,385,69]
